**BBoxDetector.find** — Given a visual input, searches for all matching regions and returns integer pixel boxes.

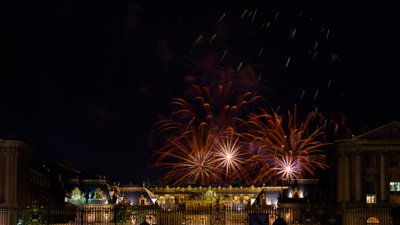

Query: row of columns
[337,152,387,204]
[0,140,31,208]
[1,151,19,207]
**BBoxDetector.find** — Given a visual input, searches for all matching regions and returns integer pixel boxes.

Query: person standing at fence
[140,220,150,225]
[272,218,287,225]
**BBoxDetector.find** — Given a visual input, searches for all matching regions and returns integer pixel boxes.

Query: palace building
[2,121,400,224]
[335,120,400,225]
[0,140,31,208]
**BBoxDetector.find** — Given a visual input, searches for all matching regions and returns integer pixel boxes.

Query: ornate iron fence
[0,203,397,225]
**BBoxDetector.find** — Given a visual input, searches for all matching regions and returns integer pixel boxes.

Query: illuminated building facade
[0,142,333,224]
[3,121,400,224]
[336,121,400,225]
[0,140,31,208]
[110,183,290,225]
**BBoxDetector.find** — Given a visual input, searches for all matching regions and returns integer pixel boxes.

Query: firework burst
[213,130,248,183]
[154,123,250,185]
[154,123,222,185]
[152,6,337,185]
[274,156,302,181]
[155,82,261,135]
[245,106,329,183]
[153,81,261,185]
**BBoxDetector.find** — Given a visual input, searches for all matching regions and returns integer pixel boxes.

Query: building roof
[353,121,400,140]
[113,186,156,206]
[0,139,32,153]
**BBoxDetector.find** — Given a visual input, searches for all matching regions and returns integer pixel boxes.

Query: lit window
[72,187,81,200]
[367,217,379,224]
[259,193,267,205]
[169,196,175,203]
[139,194,147,205]
[243,196,250,205]
[94,188,104,199]
[390,194,400,203]
[233,195,240,205]
[159,196,165,204]
[366,194,376,204]
[390,182,400,192]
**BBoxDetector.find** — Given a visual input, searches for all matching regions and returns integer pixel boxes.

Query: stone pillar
[0,140,31,208]
[0,153,4,205]
[3,152,19,208]
[380,154,386,202]
[4,152,11,207]
[12,152,19,207]
[337,152,351,203]
[354,154,362,202]
[337,153,343,203]
[343,153,350,202]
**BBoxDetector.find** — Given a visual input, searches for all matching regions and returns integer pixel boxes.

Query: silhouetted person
[140,220,150,225]
[273,218,287,225]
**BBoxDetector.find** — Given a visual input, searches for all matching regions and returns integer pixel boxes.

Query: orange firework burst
[153,79,330,185]
[153,82,261,185]
[154,123,222,185]
[245,106,329,183]
[213,129,248,183]
[274,156,302,181]
[155,82,261,135]
[154,123,249,185]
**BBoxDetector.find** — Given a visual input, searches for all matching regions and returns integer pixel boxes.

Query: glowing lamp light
[151,198,157,204]
[250,198,256,205]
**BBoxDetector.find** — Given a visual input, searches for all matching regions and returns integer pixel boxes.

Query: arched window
[292,186,301,198]
[139,194,147,205]
[159,196,166,205]
[72,187,81,200]
[93,188,104,199]
[169,195,175,203]
[367,217,379,224]
[260,193,267,205]
[243,196,250,205]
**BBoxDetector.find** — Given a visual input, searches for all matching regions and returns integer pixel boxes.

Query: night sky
[2,1,399,183]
